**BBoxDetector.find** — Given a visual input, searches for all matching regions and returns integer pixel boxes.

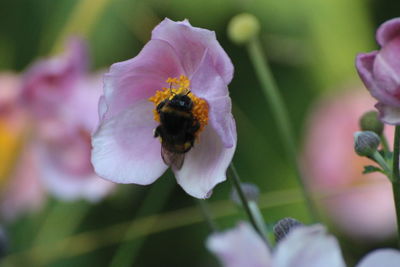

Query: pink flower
[21,39,114,202]
[207,222,400,267]
[91,18,236,198]
[356,18,400,124]
[302,89,396,241]
[21,38,87,120]
[1,143,45,222]
[0,73,45,221]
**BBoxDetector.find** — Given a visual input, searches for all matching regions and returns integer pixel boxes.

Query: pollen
[148,75,209,134]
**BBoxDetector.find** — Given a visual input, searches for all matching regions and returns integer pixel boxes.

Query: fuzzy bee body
[154,93,200,169]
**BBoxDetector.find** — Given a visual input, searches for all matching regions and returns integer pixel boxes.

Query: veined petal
[273,225,346,267]
[376,102,400,125]
[356,51,400,107]
[103,39,185,120]
[356,249,400,267]
[92,100,168,184]
[98,95,107,122]
[206,222,272,267]
[356,51,377,91]
[173,118,236,199]
[190,50,229,99]
[373,37,400,96]
[207,96,236,148]
[152,18,233,83]
[377,18,400,46]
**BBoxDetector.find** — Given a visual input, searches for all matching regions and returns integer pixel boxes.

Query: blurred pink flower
[356,18,400,124]
[91,18,236,198]
[21,39,87,120]
[0,73,45,222]
[1,144,45,222]
[21,39,114,202]
[302,89,396,241]
[207,222,400,267]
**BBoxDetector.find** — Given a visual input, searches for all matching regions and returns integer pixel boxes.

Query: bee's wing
[161,146,185,170]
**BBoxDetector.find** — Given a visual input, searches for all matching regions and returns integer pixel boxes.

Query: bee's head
[169,94,193,111]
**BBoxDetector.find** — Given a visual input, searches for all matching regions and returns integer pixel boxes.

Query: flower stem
[246,38,319,222]
[372,151,392,179]
[392,125,400,248]
[196,199,219,232]
[229,163,270,248]
[380,133,390,157]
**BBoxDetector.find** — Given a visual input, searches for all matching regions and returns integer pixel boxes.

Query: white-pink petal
[273,225,346,267]
[376,102,400,125]
[206,222,272,267]
[174,119,236,199]
[356,249,400,267]
[103,39,184,120]
[92,100,168,185]
[207,96,236,148]
[152,18,233,84]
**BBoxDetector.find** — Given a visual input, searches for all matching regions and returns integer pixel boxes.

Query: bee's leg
[189,119,200,134]
[154,126,162,138]
[156,100,166,113]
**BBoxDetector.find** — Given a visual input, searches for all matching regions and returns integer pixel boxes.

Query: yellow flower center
[148,75,209,135]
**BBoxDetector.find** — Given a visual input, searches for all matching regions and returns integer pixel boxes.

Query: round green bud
[359,110,384,135]
[354,131,380,157]
[227,13,260,45]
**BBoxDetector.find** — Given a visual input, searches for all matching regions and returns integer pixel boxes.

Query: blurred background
[1,0,400,266]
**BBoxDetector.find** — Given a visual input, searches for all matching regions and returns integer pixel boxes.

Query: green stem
[196,199,219,232]
[371,151,392,179]
[248,201,269,241]
[380,133,390,157]
[392,126,400,248]
[229,164,270,248]
[246,38,318,222]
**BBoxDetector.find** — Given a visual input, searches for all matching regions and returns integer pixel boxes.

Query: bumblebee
[154,92,200,170]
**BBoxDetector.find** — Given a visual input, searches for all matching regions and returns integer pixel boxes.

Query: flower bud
[354,131,380,156]
[228,13,260,45]
[359,110,384,135]
[231,182,260,205]
[273,217,303,242]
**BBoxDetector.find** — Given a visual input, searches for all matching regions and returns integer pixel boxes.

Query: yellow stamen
[148,75,209,135]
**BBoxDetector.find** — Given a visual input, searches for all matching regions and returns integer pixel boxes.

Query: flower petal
[373,37,400,96]
[376,102,400,124]
[103,39,184,119]
[92,100,168,184]
[152,18,233,83]
[356,249,400,267]
[39,161,114,203]
[273,224,346,267]
[208,96,236,148]
[190,50,229,99]
[21,38,88,118]
[173,118,236,199]
[376,18,400,46]
[356,51,377,91]
[0,143,45,222]
[356,51,400,107]
[206,222,272,267]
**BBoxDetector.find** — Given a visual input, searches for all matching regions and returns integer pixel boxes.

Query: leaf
[363,165,384,174]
